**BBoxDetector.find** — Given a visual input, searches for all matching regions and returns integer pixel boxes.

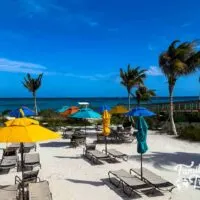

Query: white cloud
[0,58,117,81]
[146,66,163,76]
[63,72,117,81]
[0,58,46,74]
[20,0,47,15]
[148,44,154,51]
[88,21,99,27]
[20,0,100,28]
[181,23,191,28]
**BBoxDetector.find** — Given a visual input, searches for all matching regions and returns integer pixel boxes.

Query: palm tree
[159,40,200,135]
[120,64,146,110]
[22,73,43,115]
[135,85,156,106]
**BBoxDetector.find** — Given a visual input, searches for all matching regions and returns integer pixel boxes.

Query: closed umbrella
[0,118,60,200]
[70,108,101,134]
[9,106,35,118]
[126,107,155,179]
[102,110,111,154]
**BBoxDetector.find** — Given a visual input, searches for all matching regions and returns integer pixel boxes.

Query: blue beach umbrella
[9,106,35,118]
[98,105,111,113]
[126,107,155,179]
[70,108,101,134]
[126,107,155,117]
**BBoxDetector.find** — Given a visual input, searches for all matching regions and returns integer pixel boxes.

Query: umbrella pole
[20,142,25,200]
[105,136,107,154]
[141,153,143,180]
[85,120,86,135]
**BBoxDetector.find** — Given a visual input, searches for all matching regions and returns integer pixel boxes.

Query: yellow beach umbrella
[109,105,128,114]
[0,117,60,200]
[102,110,111,154]
[102,110,111,136]
[1,118,60,142]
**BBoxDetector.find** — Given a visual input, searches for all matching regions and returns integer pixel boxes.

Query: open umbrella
[57,106,69,113]
[9,106,35,118]
[126,107,155,117]
[70,108,101,134]
[102,110,111,154]
[61,106,79,117]
[109,105,128,114]
[0,118,60,200]
[126,107,155,179]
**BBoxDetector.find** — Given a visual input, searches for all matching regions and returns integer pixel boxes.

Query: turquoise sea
[0,96,198,113]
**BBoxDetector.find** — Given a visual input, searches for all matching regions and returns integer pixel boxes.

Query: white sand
[1,131,200,200]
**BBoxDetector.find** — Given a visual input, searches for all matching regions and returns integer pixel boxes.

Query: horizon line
[0,96,198,99]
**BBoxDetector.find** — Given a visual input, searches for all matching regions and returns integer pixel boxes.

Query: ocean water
[0,96,198,113]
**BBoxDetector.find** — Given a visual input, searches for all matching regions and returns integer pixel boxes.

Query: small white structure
[78,102,89,108]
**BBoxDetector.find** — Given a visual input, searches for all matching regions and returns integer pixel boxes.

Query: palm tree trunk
[128,92,131,111]
[33,92,38,115]
[169,84,177,135]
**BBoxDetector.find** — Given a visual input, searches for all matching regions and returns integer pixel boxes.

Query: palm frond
[22,73,43,94]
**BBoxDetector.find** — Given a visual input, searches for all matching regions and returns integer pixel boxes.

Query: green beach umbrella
[126,107,155,179]
[135,116,148,179]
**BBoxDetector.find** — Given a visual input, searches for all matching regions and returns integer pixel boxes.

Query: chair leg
[108,172,121,188]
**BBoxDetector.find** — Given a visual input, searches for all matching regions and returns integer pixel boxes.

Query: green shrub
[1,109,11,116]
[174,113,200,123]
[39,109,60,118]
[178,125,200,141]
[111,114,124,125]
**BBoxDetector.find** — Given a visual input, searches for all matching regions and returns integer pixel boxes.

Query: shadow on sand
[101,178,142,199]
[54,156,81,159]
[129,151,200,170]
[66,178,105,186]
[39,141,71,148]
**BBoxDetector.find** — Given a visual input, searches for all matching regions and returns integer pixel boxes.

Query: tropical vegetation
[22,73,43,115]
[120,64,146,110]
[159,40,200,135]
[135,85,156,106]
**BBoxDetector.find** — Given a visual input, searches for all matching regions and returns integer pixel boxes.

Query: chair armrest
[83,148,86,155]
[15,175,22,184]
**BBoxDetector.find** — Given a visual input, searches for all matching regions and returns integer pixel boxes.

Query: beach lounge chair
[8,143,36,153]
[84,150,110,164]
[28,181,52,200]
[0,184,19,200]
[102,149,128,161]
[108,169,147,196]
[22,153,41,169]
[15,170,40,187]
[3,148,17,157]
[130,168,175,192]
[8,143,20,149]
[0,156,18,171]
[20,143,36,153]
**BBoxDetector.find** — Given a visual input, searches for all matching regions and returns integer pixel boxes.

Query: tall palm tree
[120,64,146,110]
[135,85,156,106]
[22,73,43,115]
[159,40,200,135]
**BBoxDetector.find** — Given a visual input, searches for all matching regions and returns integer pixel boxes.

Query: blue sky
[0,0,199,97]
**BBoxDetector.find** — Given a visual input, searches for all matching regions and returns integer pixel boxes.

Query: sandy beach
[1,130,200,200]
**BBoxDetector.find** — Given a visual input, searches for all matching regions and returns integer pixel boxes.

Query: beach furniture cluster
[83,143,128,164]
[108,168,175,197]
[0,143,52,200]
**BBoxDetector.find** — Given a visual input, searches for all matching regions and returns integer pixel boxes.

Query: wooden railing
[130,100,200,113]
